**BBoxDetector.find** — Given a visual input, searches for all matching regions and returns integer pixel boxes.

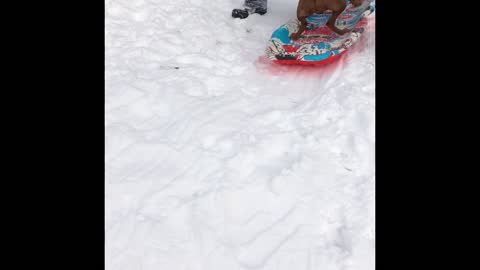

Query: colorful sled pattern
[266,0,375,65]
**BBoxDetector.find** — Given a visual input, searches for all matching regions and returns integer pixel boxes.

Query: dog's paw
[289,33,299,40]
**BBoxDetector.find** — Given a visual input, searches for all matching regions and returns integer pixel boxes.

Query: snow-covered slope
[106,0,375,269]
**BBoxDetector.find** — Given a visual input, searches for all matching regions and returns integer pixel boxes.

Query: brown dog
[290,0,364,40]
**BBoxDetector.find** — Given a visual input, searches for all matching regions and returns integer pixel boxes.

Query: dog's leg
[290,16,307,40]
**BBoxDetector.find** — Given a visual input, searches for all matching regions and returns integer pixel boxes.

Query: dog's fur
[290,0,364,40]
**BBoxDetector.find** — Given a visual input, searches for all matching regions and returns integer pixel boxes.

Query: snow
[105,0,375,269]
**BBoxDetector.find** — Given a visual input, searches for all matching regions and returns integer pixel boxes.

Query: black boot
[232,9,250,19]
[232,0,267,19]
